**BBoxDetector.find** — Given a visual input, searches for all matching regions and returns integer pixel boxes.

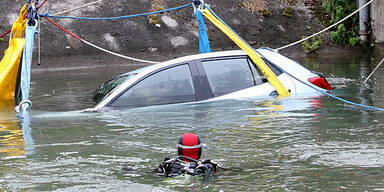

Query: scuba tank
[155,133,219,177]
[156,156,218,177]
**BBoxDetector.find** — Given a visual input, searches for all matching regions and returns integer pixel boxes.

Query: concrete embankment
[0,0,326,63]
[371,0,384,43]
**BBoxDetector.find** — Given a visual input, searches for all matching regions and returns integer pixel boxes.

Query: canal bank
[1,0,324,59]
[1,0,383,69]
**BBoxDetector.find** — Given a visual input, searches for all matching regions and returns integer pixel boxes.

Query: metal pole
[359,0,369,41]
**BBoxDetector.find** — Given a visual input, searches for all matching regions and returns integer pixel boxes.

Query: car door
[196,56,273,99]
[108,63,201,108]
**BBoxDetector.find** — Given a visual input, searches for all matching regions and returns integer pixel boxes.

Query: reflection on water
[0,100,34,159]
[0,52,383,191]
[0,100,25,158]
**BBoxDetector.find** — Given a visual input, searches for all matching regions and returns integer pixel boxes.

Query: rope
[38,0,48,9]
[39,3,192,20]
[44,17,159,64]
[38,21,41,65]
[53,0,103,16]
[364,58,384,84]
[0,29,11,39]
[256,49,384,111]
[292,73,384,111]
[276,0,374,51]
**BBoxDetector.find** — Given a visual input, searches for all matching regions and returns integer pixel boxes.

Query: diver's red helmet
[177,133,202,161]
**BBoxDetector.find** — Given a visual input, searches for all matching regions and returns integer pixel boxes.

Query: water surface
[0,52,383,191]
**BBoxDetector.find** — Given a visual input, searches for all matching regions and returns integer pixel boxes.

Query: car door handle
[270,89,290,96]
[262,78,268,83]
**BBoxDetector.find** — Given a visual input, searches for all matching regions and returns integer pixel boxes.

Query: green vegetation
[262,9,271,17]
[0,38,3,42]
[302,0,368,54]
[148,15,160,25]
[302,36,322,54]
[148,0,165,25]
[282,8,292,18]
[322,0,361,45]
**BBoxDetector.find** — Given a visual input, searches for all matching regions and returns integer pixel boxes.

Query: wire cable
[44,17,159,64]
[40,3,192,20]
[364,58,384,84]
[275,0,374,51]
[53,0,103,16]
[38,0,48,9]
[256,49,384,111]
[0,30,11,39]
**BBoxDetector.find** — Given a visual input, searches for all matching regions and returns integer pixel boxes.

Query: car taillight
[308,76,334,90]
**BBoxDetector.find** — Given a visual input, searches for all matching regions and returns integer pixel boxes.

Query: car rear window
[93,73,137,103]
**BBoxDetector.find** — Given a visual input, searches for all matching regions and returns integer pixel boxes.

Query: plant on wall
[322,0,361,45]
[302,35,323,54]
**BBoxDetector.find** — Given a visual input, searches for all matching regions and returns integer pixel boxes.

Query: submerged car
[90,48,333,111]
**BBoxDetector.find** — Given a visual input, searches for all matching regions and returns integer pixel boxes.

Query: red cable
[44,17,83,41]
[38,0,48,9]
[44,17,159,64]
[0,29,11,39]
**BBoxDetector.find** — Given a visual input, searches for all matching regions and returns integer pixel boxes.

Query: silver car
[90,48,333,111]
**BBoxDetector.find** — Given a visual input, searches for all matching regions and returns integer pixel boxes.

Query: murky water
[0,52,383,191]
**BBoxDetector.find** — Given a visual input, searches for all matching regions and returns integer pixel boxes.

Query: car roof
[115,50,248,78]
[161,49,247,64]
[142,50,247,72]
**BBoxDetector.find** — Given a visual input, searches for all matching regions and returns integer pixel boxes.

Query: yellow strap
[202,8,290,97]
[0,5,27,100]
[10,4,28,40]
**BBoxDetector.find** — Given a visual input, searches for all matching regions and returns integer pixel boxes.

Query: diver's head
[177,133,202,161]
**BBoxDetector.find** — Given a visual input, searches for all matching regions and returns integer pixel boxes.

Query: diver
[155,133,219,177]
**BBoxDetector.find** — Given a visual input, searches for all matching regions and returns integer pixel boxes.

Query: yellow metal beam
[202,8,290,97]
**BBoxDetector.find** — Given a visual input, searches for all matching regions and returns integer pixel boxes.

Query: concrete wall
[371,0,384,43]
[0,0,324,59]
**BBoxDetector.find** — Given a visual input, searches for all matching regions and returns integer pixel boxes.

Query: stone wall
[0,0,323,59]
[371,0,384,43]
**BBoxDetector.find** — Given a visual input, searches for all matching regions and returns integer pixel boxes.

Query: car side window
[111,64,196,107]
[202,58,258,97]
[247,59,265,85]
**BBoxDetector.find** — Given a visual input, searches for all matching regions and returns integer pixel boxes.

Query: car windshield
[92,73,137,103]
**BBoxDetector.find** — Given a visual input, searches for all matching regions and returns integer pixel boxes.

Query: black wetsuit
[155,156,218,177]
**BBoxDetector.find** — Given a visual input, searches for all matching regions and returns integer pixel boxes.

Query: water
[0,52,383,191]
